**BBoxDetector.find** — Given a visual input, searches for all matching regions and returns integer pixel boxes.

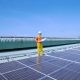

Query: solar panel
[41,56,56,62]
[24,57,40,64]
[60,53,80,61]
[48,51,80,61]
[1,48,80,80]
[65,63,80,73]
[28,56,55,63]
[31,62,61,74]
[63,49,80,54]
[0,61,25,73]
[48,58,70,67]
[4,67,44,80]
[19,58,36,66]
[40,77,54,80]
[19,56,55,66]
[49,68,80,80]
[48,51,70,58]
[0,75,6,80]
[77,59,80,62]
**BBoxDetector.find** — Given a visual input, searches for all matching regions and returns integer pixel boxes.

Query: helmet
[38,31,42,34]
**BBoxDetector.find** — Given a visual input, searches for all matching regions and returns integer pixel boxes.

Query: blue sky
[0,0,80,37]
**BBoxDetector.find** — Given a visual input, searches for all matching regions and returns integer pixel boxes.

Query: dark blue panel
[4,67,44,80]
[40,77,54,80]
[40,55,55,62]
[48,58,70,67]
[19,56,55,66]
[48,51,80,61]
[77,59,80,62]
[31,62,60,74]
[65,63,80,73]
[49,68,80,80]
[19,58,36,66]
[61,53,80,61]
[76,47,80,49]
[26,57,37,63]
[64,50,80,55]
[0,75,6,80]
[0,61,25,73]
[19,57,41,64]
[48,51,70,58]
[28,56,55,63]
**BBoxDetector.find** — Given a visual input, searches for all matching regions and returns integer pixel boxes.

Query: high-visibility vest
[35,35,42,43]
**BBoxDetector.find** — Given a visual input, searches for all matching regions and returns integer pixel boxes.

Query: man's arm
[41,38,47,42]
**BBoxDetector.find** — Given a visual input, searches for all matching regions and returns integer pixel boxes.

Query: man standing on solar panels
[35,31,46,56]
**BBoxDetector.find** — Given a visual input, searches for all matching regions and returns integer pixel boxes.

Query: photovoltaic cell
[4,67,44,80]
[49,68,80,80]
[48,51,80,61]
[65,63,80,73]
[40,56,56,62]
[40,77,54,80]
[19,57,41,64]
[27,56,55,63]
[19,56,55,66]
[60,54,80,61]
[77,59,80,62]
[48,52,70,58]
[64,50,80,55]
[25,57,37,63]
[31,62,61,74]
[19,58,36,66]
[75,47,80,49]
[48,58,70,67]
[0,75,6,80]
[0,61,25,73]
[1,48,80,80]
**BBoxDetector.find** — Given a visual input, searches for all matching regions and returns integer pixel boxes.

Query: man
[35,31,44,56]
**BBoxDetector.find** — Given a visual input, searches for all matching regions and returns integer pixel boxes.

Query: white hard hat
[38,31,42,34]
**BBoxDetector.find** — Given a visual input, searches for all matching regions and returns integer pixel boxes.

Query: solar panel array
[0,48,80,80]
